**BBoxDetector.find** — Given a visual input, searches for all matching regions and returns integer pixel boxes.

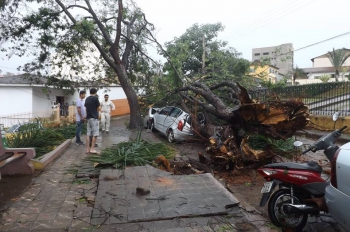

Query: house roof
[310,48,350,62]
[0,74,122,88]
[302,66,350,73]
[0,75,47,85]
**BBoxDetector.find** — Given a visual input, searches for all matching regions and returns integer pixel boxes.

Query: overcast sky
[1,0,350,74]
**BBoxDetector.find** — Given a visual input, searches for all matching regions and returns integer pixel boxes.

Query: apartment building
[252,43,293,75]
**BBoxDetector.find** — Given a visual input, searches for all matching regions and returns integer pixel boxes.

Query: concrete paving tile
[28,198,47,207]
[59,204,76,212]
[8,221,34,231]
[0,212,20,224]
[90,216,108,226]
[71,217,91,228]
[0,223,13,231]
[10,200,31,210]
[22,206,43,214]
[161,209,180,218]
[3,207,24,216]
[56,211,74,220]
[74,206,93,218]
[37,212,58,221]
[91,208,104,217]
[17,213,39,222]
[127,211,146,221]
[109,214,128,224]
[51,219,72,229]
[182,188,199,194]
[46,199,64,209]
[30,220,53,230]
[127,206,144,213]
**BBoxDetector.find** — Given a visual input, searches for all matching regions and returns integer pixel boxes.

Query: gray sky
[1,0,350,74]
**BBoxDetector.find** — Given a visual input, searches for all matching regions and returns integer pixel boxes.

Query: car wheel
[167,130,175,143]
[150,121,155,132]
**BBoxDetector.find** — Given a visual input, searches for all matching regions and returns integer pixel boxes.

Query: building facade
[252,43,293,75]
[249,63,280,84]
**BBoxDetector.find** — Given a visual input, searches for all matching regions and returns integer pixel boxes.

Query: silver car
[150,106,193,142]
[325,142,350,231]
[143,107,160,129]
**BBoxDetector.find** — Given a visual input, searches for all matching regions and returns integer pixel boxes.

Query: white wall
[313,56,350,68]
[81,86,127,102]
[0,86,33,114]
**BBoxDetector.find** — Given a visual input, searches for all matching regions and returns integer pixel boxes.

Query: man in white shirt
[100,94,115,133]
[75,90,86,145]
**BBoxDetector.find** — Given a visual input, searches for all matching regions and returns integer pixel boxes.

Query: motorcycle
[257,122,347,231]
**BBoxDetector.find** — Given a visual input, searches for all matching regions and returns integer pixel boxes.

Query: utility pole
[202,35,206,74]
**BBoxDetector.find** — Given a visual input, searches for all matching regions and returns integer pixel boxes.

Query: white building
[252,43,294,75]
[298,49,350,85]
[0,75,127,127]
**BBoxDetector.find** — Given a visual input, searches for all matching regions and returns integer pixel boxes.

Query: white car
[150,106,193,143]
[325,142,350,231]
[143,107,160,129]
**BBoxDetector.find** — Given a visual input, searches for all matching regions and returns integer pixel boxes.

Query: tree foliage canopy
[326,48,350,82]
[146,23,252,109]
[0,0,161,128]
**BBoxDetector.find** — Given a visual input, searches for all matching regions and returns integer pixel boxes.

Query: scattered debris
[136,187,150,195]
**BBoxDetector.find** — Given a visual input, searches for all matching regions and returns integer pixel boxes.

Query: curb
[31,139,72,170]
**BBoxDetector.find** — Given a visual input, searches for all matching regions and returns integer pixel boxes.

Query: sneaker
[76,142,84,146]
[106,131,109,134]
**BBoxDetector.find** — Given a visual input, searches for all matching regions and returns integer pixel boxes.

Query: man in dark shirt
[84,88,101,154]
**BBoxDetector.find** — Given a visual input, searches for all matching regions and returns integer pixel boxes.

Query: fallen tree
[175,81,309,171]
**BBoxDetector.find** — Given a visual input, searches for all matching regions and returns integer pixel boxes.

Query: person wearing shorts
[84,88,101,154]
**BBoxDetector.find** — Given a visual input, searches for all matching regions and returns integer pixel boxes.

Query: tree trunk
[113,63,143,129]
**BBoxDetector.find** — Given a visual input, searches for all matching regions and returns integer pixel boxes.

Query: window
[254,53,260,56]
[263,52,269,55]
[159,107,173,116]
[170,108,182,117]
[249,68,255,73]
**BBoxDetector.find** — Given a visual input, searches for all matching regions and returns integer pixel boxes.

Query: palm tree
[291,66,306,85]
[326,48,350,82]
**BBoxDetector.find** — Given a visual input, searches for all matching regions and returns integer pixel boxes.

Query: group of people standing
[75,88,115,154]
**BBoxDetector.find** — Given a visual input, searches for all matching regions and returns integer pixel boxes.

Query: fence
[248,82,350,116]
[0,109,54,128]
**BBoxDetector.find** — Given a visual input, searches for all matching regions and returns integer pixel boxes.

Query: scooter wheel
[268,189,308,231]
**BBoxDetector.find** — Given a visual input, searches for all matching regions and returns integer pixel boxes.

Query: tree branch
[84,0,113,46]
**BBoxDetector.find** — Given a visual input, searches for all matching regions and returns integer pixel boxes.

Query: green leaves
[247,134,295,159]
[87,131,175,169]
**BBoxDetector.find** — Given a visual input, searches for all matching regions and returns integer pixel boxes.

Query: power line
[275,30,350,57]
[0,65,20,71]
[227,0,318,41]
[222,0,308,41]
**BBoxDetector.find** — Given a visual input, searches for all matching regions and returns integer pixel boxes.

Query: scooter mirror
[333,112,340,122]
[293,141,303,147]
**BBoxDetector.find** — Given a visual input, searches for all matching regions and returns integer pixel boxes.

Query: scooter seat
[264,161,322,173]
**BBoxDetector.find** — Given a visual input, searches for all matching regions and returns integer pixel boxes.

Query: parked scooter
[257,117,347,230]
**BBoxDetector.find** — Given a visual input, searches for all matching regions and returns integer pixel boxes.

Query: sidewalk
[0,115,272,232]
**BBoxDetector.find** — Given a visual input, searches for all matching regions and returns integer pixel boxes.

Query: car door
[164,107,182,131]
[154,107,173,133]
